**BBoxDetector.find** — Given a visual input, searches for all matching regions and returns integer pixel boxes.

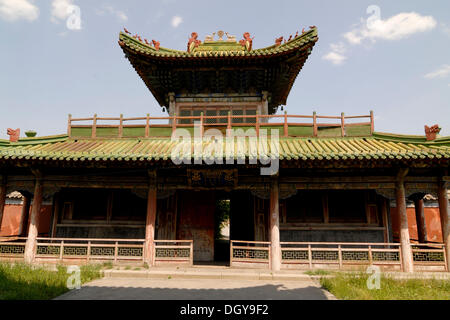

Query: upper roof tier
[118,28,319,114]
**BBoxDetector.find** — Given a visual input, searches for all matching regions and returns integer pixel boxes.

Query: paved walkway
[55,277,336,300]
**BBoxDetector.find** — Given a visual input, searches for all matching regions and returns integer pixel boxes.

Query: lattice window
[233,248,269,260]
[0,244,25,255]
[155,248,190,258]
[90,246,114,256]
[118,247,143,257]
[63,246,88,256]
[36,245,60,256]
[342,251,369,261]
[311,250,338,261]
[282,250,308,260]
[413,251,444,262]
[372,251,400,261]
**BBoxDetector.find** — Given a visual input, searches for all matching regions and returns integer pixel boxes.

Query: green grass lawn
[0,262,103,300]
[319,271,450,300]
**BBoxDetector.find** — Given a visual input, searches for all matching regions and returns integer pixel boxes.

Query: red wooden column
[0,175,6,231]
[18,193,31,236]
[396,169,414,272]
[270,178,281,271]
[413,197,427,243]
[438,181,449,271]
[145,181,157,267]
[24,172,43,264]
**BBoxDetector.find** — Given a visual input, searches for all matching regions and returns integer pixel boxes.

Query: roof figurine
[239,32,253,51]
[187,32,201,52]
[6,128,20,142]
[425,124,441,141]
[152,39,160,51]
[275,36,283,46]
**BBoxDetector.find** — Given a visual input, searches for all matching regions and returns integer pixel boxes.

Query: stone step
[103,269,311,281]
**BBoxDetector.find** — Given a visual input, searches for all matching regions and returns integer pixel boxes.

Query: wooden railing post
[59,240,64,261]
[118,114,123,138]
[229,241,233,267]
[172,113,177,135]
[67,114,72,137]
[200,112,204,138]
[341,112,345,137]
[313,111,317,137]
[338,244,342,269]
[283,111,288,137]
[87,241,91,262]
[190,241,194,266]
[370,110,374,134]
[308,244,312,269]
[145,113,150,138]
[368,245,373,265]
[92,114,97,139]
[114,241,118,263]
[255,111,260,136]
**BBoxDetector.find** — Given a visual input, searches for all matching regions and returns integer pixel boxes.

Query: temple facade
[0,27,449,272]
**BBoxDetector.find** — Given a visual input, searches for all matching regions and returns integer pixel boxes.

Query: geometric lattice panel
[413,251,444,262]
[233,248,269,260]
[63,246,88,256]
[372,251,400,262]
[36,245,60,256]
[311,250,338,261]
[342,251,369,261]
[90,246,114,256]
[0,244,25,256]
[155,248,190,258]
[118,247,143,257]
[282,250,308,260]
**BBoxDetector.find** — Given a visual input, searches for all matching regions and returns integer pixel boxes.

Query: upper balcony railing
[68,111,374,139]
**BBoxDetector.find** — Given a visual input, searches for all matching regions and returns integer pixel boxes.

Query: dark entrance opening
[214,193,231,263]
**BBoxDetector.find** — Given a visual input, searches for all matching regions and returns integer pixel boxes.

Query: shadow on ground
[55,281,331,300]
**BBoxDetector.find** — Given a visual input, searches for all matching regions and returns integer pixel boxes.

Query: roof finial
[425,124,441,141]
[7,128,20,142]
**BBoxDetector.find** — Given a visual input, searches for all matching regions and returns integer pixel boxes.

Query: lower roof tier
[0,133,449,168]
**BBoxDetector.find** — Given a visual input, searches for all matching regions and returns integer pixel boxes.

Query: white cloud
[51,0,73,23]
[344,12,437,45]
[171,15,182,28]
[323,42,347,65]
[96,5,128,22]
[424,65,450,79]
[323,51,347,65]
[0,0,39,22]
[441,23,450,37]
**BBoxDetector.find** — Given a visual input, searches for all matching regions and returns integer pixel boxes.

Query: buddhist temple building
[0,27,449,272]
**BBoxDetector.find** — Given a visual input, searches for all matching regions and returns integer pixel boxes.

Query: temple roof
[118,28,319,113]
[0,133,449,166]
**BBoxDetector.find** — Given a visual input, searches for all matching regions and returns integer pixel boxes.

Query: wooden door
[177,191,215,262]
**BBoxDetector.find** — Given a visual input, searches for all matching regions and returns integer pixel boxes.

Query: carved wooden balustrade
[154,240,194,266]
[68,112,374,139]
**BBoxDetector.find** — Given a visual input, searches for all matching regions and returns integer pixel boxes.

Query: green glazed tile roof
[118,28,318,58]
[0,133,449,164]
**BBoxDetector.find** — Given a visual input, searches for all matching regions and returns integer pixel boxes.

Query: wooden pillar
[145,184,157,266]
[270,178,281,271]
[396,169,413,272]
[18,193,31,236]
[413,197,427,243]
[0,175,6,231]
[438,181,449,271]
[24,173,43,264]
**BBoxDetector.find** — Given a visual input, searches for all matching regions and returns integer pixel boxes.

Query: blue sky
[0,0,449,139]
